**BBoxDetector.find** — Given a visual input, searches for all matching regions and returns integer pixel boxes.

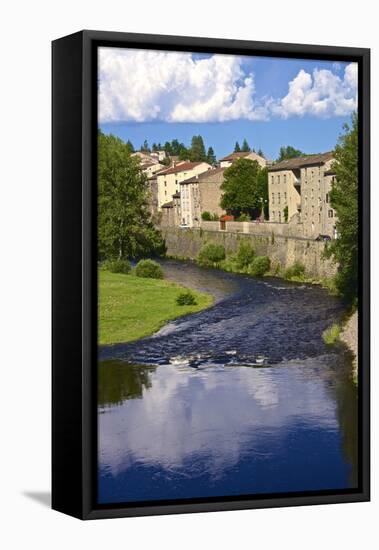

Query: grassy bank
[99,270,213,345]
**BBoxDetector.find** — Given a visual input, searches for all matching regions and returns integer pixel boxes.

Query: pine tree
[234,141,241,152]
[241,138,250,152]
[207,146,216,165]
[189,135,207,162]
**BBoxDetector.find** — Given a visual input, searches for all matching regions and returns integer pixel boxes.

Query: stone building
[268,152,337,238]
[179,168,226,227]
[219,151,270,169]
[160,192,181,227]
[156,161,211,209]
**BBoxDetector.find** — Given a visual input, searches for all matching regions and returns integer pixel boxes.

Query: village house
[160,192,181,227]
[131,151,160,166]
[142,161,165,178]
[268,152,337,238]
[179,168,226,227]
[156,161,212,209]
[219,151,269,169]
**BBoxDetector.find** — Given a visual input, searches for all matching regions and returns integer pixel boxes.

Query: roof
[324,168,336,176]
[172,192,181,198]
[157,161,205,176]
[161,200,174,208]
[220,152,250,162]
[268,152,333,172]
[179,167,224,185]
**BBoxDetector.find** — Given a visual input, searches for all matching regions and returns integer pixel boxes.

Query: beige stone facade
[180,168,226,227]
[157,161,211,209]
[268,152,337,238]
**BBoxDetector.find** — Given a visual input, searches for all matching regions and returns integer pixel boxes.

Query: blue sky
[99,49,357,160]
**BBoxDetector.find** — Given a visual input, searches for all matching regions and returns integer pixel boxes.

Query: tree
[277,145,304,161]
[141,139,150,152]
[98,130,164,260]
[234,141,241,152]
[207,146,216,165]
[324,113,358,303]
[257,148,265,158]
[220,158,267,219]
[152,142,158,151]
[125,140,134,153]
[241,138,250,152]
[189,135,207,162]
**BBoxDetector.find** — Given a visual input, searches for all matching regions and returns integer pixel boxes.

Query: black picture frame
[52,30,370,520]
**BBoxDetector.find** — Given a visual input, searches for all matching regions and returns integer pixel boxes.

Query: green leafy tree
[234,141,241,152]
[325,113,358,303]
[277,146,304,161]
[220,159,267,219]
[98,130,164,260]
[207,146,216,165]
[189,135,207,162]
[241,138,251,152]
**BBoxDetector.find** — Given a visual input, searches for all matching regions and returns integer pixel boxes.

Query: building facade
[180,168,226,227]
[156,161,211,209]
[268,152,337,238]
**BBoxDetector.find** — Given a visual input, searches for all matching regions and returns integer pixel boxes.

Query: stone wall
[161,227,337,279]
[201,219,306,238]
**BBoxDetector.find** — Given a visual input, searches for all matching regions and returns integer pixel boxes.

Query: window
[284,192,287,202]
[278,193,281,204]
[284,174,287,184]
[278,211,282,223]
[272,211,275,220]
[271,176,274,184]
[328,209,334,218]
[164,181,167,187]
[272,193,275,204]
[326,193,329,203]
[277,175,280,184]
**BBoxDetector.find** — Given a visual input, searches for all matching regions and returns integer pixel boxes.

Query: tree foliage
[234,141,241,152]
[206,146,216,165]
[241,138,251,152]
[325,113,358,303]
[189,135,207,162]
[98,130,164,260]
[220,159,268,219]
[277,145,304,161]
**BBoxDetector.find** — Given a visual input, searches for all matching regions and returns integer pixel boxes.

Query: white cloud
[99,48,358,124]
[272,63,358,119]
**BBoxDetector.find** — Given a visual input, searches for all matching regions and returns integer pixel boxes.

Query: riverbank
[340,311,358,378]
[98,270,214,345]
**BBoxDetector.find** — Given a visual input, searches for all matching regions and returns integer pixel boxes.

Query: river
[98,260,358,504]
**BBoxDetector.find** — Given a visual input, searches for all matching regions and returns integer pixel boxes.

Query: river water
[98,260,358,504]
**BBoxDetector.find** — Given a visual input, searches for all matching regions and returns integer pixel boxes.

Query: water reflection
[98,360,156,407]
[98,356,357,503]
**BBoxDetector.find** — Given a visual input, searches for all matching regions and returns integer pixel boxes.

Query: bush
[135,259,164,279]
[235,241,255,269]
[211,213,219,221]
[322,323,341,345]
[249,256,271,277]
[201,211,212,221]
[284,261,305,279]
[103,258,131,274]
[176,290,197,306]
[197,243,226,267]
[237,213,251,222]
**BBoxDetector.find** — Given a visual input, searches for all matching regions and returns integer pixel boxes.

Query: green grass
[322,323,341,345]
[99,270,213,345]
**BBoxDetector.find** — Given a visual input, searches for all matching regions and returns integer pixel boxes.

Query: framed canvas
[52,30,370,520]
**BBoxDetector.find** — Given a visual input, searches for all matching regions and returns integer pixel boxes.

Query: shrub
[176,290,197,306]
[197,243,226,267]
[211,213,219,221]
[135,259,164,279]
[103,258,131,274]
[201,211,212,221]
[235,241,255,269]
[249,256,271,277]
[284,261,305,279]
[283,205,289,222]
[322,323,341,345]
[237,213,251,222]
